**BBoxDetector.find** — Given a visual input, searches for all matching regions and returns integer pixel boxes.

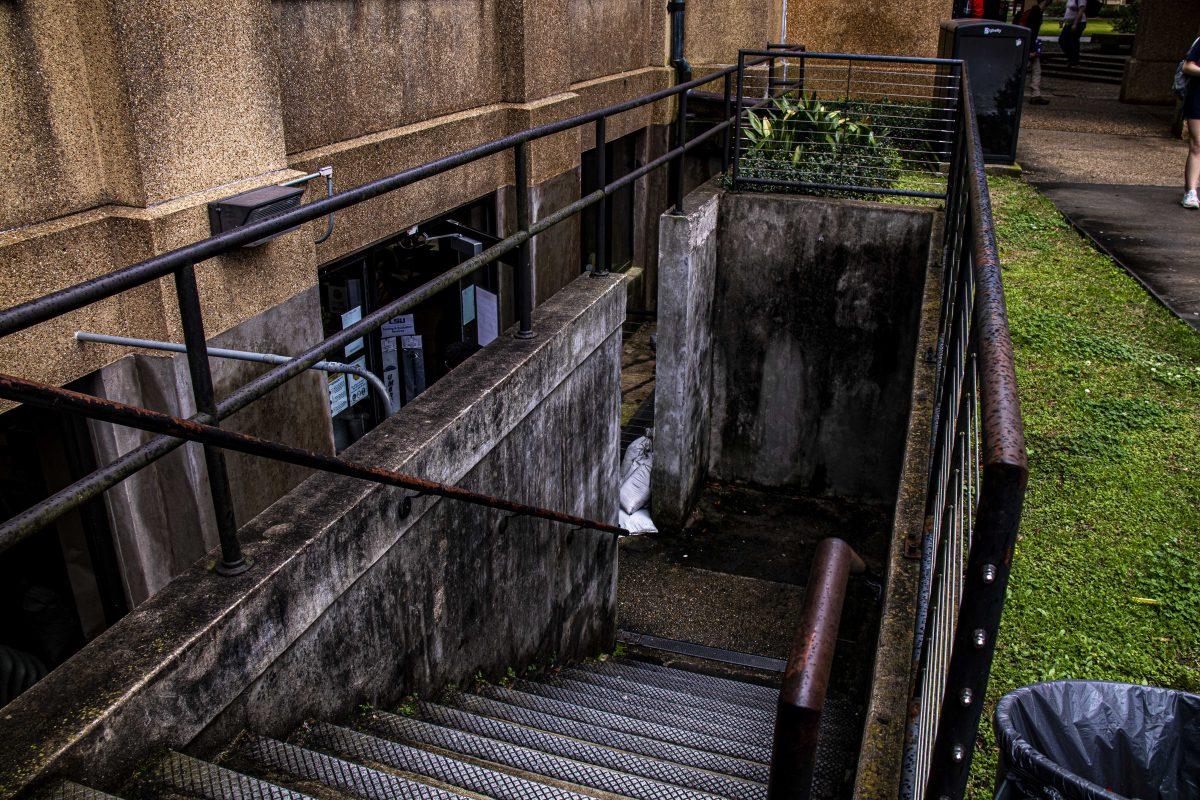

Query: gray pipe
[75,330,397,414]
[668,0,693,82]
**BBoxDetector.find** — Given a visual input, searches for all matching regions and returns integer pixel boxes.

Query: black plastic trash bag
[994,680,1200,800]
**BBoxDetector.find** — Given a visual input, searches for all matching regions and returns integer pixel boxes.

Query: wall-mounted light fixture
[206,166,335,247]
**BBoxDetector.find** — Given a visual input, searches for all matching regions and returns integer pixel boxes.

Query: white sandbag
[624,508,657,535]
[620,457,652,514]
[621,435,652,481]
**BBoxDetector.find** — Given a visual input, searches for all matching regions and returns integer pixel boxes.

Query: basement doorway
[318,195,508,452]
[0,401,127,708]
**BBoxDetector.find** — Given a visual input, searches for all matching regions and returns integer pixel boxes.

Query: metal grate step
[148,751,315,800]
[362,711,722,800]
[609,662,777,705]
[476,684,772,764]
[555,670,774,726]
[236,734,471,800]
[443,689,769,782]
[304,722,590,800]
[511,679,772,751]
[37,781,125,800]
[581,659,778,709]
[409,700,766,799]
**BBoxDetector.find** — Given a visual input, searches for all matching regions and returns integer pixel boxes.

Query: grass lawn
[1038,17,1118,36]
[965,176,1200,798]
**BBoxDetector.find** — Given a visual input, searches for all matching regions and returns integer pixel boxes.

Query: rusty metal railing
[0,45,803,573]
[900,62,1028,800]
[768,538,865,800]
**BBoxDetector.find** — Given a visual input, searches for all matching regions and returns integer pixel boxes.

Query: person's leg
[1031,56,1042,97]
[1187,118,1200,193]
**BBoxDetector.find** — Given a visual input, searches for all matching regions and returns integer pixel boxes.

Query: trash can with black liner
[994,681,1200,800]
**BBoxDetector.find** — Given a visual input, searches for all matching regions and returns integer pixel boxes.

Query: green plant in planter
[738,92,902,197]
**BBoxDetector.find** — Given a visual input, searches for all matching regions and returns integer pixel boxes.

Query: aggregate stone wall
[0,273,624,797]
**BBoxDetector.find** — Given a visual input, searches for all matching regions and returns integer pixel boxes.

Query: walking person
[1180,38,1200,209]
[1021,0,1050,105]
[1059,0,1087,68]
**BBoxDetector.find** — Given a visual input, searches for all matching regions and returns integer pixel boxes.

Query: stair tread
[611,657,778,697]
[409,700,765,799]
[575,660,777,709]
[443,690,769,782]
[556,669,772,724]
[236,734,472,800]
[304,722,592,800]
[525,677,774,744]
[476,684,772,764]
[361,711,724,800]
[150,751,317,800]
[39,781,126,800]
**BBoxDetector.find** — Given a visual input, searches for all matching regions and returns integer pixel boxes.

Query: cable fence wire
[732,54,961,199]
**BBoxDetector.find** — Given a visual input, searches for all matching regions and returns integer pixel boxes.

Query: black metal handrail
[0,45,803,570]
[901,61,1028,800]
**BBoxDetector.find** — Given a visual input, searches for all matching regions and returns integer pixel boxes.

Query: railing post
[722,71,733,174]
[767,55,777,98]
[669,87,688,214]
[173,262,247,576]
[731,51,747,190]
[513,141,535,338]
[594,116,608,276]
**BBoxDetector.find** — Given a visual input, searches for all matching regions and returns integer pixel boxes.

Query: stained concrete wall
[0,272,624,796]
[651,183,720,529]
[709,193,933,500]
[653,185,935,517]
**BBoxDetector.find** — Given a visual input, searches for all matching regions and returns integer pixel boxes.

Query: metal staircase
[41,659,792,800]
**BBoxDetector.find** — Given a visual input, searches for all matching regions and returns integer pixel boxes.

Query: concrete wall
[651,183,720,529]
[653,185,935,521]
[1121,0,1200,104]
[709,193,933,500]
[0,272,625,796]
[81,288,335,606]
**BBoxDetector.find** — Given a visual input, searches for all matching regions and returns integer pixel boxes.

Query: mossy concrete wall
[709,192,933,501]
[0,273,624,797]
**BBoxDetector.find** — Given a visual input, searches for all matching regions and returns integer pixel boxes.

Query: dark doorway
[0,401,127,707]
[318,195,506,451]
[581,131,639,273]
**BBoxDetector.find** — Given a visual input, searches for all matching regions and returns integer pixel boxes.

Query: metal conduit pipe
[668,0,692,83]
[74,331,397,415]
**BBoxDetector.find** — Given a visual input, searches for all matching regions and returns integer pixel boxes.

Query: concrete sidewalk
[1017,77,1200,329]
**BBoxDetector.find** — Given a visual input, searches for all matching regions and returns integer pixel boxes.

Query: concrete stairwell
[40,659,783,800]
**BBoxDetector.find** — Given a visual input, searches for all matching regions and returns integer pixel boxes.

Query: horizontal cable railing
[0,45,802,571]
[731,50,962,200]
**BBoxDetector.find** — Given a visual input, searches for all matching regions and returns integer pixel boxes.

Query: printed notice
[477,287,499,346]
[327,373,348,416]
[341,306,364,356]
[382,314,415,339]
[461,285,476,326]
[347,355,370,406]
[381,336,401,410]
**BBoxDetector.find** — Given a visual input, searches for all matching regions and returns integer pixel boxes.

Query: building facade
[0,0,966,686]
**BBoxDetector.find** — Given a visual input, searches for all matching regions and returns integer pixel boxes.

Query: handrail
[901,60,1028,800]
[0,43,804,566]
[768,537,865,800]
[0,373,626,537]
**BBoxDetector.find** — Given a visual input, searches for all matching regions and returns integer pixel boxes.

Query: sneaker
[1183,190,1199,209]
